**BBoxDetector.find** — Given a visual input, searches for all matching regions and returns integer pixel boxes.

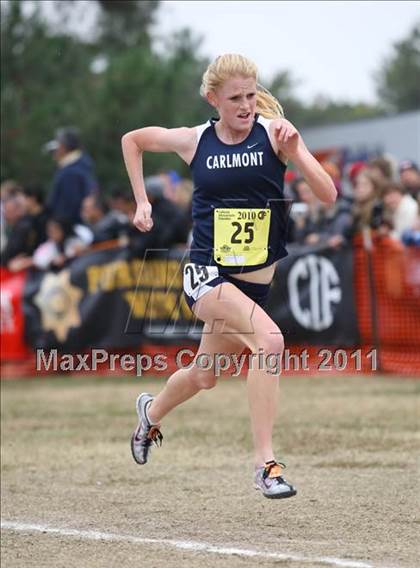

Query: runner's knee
[254,328,284,355]
[189,367,217,390]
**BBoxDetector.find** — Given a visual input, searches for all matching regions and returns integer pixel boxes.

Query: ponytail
[256,83,284,119]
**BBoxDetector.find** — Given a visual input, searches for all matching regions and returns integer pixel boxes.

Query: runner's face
[209,76,257,132]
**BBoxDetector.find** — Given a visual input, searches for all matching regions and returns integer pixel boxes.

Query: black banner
[267,243,360,346]
[23,243,360,351]
[23,247,197,352]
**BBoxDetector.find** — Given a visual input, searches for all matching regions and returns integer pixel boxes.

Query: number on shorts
[185,265,210,290]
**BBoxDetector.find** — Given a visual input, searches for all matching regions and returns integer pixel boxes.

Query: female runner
[121,53,336,499]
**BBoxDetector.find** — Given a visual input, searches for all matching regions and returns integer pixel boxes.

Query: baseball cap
[399,159,418,173]
[348,161,366,182]
[43,127,81,153]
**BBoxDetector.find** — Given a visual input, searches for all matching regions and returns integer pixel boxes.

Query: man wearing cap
[399,160,420,201]
[45,127,98,224]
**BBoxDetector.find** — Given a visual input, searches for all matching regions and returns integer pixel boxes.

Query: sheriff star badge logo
[34,269,83,342]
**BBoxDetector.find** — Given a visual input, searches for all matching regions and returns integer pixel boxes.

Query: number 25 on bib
[213,208,271,266]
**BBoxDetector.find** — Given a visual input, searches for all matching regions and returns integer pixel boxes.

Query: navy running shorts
[183,263,271,311]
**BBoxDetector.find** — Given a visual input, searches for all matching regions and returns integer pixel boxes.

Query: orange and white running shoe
[254,460,297,499]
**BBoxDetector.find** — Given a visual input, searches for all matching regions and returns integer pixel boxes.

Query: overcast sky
[155,1,420,103]
[24,0,420,104]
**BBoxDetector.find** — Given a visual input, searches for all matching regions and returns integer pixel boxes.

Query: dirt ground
[1,373,419,568]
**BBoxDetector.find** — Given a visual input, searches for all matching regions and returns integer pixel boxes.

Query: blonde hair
[200,53,284,119]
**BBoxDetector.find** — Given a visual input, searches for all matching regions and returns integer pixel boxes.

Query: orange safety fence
[353,234,420,374]
[1,235,420,378]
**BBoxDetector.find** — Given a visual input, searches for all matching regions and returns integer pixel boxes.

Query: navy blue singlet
[189,114,289,274]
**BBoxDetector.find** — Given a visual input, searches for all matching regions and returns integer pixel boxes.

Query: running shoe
[254,460,297,499]
[131,393,163,465]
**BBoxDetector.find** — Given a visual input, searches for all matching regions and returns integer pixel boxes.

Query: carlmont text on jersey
[206,150,264,169]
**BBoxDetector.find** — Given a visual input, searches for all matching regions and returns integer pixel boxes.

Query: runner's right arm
[121,126,196,232]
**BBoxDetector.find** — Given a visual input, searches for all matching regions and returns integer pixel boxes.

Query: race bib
[214,208,271,266]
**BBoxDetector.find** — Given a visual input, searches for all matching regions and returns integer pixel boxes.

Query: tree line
[1,0,419,190]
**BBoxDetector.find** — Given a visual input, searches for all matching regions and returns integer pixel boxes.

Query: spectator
[45,127,98,224]
[293,196,352,249]
[172,178,193,242]
[81,194,128,244]
[399,160,420,200]
[0,179,23,202]
[32,216,89,270]
[347,161,366,190]
[401,215,420,247]
[289,178,321,243]
[351,169,384,234]
[294,178,320,208]
[129,176,189,257]
[283,169,298,200]
[159,169,182,203]
[1,184,26,253]
[2,185,48,271]
[107,187,136,221]
[321,160,342,195]
[381,181,419,239]
[367,156,394,183]
[173,178,193,212]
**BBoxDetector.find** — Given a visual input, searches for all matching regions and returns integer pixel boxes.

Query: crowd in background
[1,126,419,274]
[1,128,193,272]
[286,155,420,249]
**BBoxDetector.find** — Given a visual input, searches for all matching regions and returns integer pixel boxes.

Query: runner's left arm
[272,119,337,204]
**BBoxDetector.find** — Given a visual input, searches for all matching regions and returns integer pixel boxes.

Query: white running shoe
[131,393,162,465]
[254,460,297,499]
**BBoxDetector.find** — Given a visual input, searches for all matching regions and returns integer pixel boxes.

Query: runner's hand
[133,201,153,232]
[274,119,300,158]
